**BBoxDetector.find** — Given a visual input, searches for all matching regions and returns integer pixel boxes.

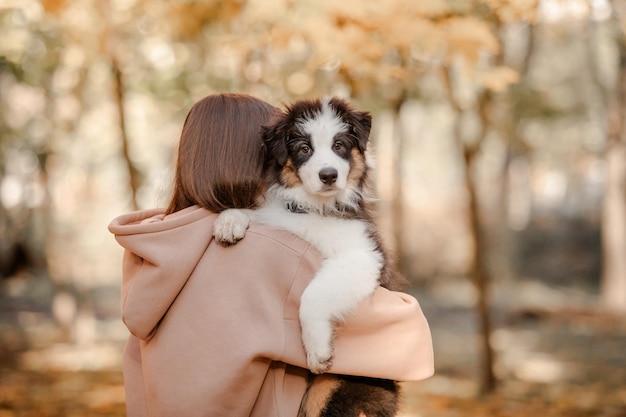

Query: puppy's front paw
[306,347,334,374]
[301,320,335,374]
[213,209,250,246]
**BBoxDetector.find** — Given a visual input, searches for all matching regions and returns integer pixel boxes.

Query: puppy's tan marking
[280,160,302,188]
[298,375,341,417]
[347,149,367,187]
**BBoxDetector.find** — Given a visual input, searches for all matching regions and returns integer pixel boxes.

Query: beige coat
[109,206,434,417]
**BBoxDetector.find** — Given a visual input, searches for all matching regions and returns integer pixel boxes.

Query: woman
[109,93,433,417]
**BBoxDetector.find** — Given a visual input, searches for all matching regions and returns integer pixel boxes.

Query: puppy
[213,97,405,417]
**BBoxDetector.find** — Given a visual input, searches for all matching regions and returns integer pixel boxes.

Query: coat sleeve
[327,287,434,381]
[122,336,149,417]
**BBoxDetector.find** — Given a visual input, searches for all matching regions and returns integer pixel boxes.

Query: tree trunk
[443,65,497,394]
[463,151,497,394]
[601,143,626,312]
[99,0,140,211]
[601,29,626,312]
[389,97,409,277]
[111,57,140,211]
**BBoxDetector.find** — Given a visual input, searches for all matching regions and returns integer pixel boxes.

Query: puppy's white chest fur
[256,201,377,258]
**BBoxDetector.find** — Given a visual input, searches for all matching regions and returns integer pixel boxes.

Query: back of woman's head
[167,93,278,214]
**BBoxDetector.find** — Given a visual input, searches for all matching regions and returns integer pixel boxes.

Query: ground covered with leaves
[0,369,125,417]
[1,279,625,416]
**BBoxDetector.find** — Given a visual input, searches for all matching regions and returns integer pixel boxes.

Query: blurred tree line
[0,0,625,394]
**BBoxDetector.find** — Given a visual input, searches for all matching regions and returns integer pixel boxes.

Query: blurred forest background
[1,0,626,416]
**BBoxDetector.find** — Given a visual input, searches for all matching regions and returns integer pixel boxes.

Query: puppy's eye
[300,144,312,154]
[333,141,345,151]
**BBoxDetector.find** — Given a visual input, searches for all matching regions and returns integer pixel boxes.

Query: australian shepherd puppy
[213,97,405,417]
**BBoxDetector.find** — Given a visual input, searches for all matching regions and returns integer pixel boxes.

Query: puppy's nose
[319,167,338,185]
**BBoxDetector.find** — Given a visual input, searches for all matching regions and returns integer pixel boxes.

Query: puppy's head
[262,97,372,204]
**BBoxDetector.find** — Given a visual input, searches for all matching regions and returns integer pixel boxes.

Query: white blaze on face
[297,100,351,195]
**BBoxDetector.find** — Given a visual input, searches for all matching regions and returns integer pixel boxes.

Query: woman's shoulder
[244,222,320,259]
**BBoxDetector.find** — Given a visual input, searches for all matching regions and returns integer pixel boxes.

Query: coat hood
[108,206,217,340]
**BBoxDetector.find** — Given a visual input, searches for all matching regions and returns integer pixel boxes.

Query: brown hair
[166,93,277,214]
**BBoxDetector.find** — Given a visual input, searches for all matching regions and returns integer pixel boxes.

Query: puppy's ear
[328,96,372,153]
[351,110,372,153]
[262,114,289,166]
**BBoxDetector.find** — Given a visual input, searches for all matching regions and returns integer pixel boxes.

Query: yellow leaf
[168,0,245,40]
[484,0,539,23]
[442,16,500,62]
[480,66,519,92]
[41,0,67,16]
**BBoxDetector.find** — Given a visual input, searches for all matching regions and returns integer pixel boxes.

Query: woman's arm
[329,287,434,381]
